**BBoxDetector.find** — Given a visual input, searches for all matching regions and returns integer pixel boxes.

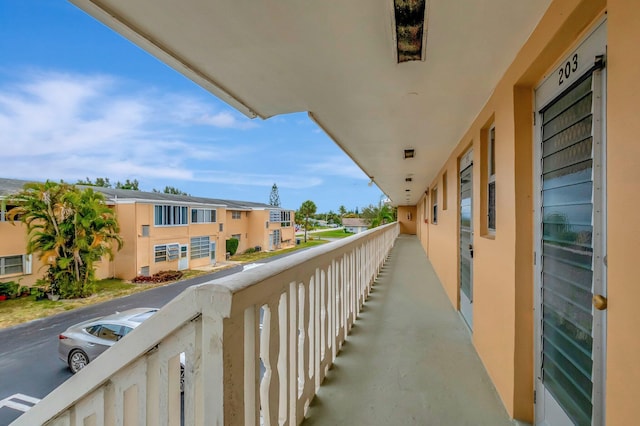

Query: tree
[153,186,190,195]
[361,203,396,228]
[269,183,281,207]
[8,181,123,298]
[115,179,139,190]
[338,205,347,217]
[298,200,317,243]
[76,177,112,188]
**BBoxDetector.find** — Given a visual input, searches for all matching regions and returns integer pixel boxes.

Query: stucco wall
[605,0,640,422]
[417,0,613,421]
[397,206,417,234]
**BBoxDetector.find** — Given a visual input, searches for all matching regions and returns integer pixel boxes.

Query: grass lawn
[310,229,356,239]
[230,240,327,262]
[0,270,206,329]
[0,240,332,329]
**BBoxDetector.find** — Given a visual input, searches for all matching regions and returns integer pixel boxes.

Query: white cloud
[196,111,257,129]
[196,171,322,189]
[0,70,257,184]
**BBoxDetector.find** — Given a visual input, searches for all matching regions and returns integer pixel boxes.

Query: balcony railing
[13,223,399,426]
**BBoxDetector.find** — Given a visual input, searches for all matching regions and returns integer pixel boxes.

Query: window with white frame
[269,210,292,227]
[488,125,496,232]
[190,236,210,259]
[1,203,21,222]
[191,208,216,223]
[231,211,242,220]
[269,210,280,222]
[231,233,241,241]
[0,255,30,276]
[154,243,179,262]
[154,205,188,226]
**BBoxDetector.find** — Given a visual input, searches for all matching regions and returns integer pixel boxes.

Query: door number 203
[558,54,578,85]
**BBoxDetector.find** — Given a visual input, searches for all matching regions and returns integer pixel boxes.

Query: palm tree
[362,203,395,228]
[8,181,122,298]
[299,200,317,243]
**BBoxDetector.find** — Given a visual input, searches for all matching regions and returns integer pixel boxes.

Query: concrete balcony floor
[303,234,511,425]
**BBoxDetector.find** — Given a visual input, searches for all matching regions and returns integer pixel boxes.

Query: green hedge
[226,238,239,256]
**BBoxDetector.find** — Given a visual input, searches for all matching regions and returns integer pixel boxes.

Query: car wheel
[69,349,89,373]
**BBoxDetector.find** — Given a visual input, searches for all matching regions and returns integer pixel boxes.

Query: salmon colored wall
[605,0,640,423]
[113,204,139,279]
[418,0,607,420]
[0,221,45,286]
[226,210,251,253]
[397,206,417,234]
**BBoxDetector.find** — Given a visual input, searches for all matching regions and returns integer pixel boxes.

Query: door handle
[468,243,473,259]
[593,294,607,310]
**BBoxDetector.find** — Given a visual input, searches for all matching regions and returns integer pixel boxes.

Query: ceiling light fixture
[368,177,374,187]
[394,0,429,63]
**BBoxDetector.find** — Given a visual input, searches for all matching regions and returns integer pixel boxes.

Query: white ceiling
[71,0,551,205]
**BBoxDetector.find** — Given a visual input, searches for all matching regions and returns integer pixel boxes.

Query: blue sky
[0,1,384,213]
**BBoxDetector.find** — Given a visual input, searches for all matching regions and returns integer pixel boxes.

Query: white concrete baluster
[244,306,259,426]
[277,292,288,425]
[288,282,299,424]
[296,283,305,400]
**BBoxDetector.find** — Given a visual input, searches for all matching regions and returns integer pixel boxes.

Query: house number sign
[558,53,578,86]
[537,19,606,102]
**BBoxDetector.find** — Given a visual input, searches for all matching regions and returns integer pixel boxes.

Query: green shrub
[244,247,256,254]
[0,281,19,298]
[226,238,239,256]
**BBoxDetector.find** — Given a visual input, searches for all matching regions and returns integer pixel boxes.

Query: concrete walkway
[303,234,512,426]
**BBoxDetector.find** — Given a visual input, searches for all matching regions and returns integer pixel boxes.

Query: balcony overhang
[70,0,551,205]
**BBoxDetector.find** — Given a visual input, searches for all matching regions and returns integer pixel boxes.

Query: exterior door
[534,21,606,426]
[178,244,188,270]
[459,150,473,329]
[210,242,216,265]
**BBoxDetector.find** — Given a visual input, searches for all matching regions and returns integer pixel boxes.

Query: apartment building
[0,178,295,284]
[14,1,640,425]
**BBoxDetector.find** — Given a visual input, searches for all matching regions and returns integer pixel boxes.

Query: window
[0,204,20,222]
[231,211,242,220]
[281,211,291,227]
[424,196,428,222]
[87,324,128,342]
[154,243,179,262]
[231,234,241,241]
[190,236,210,259]
[141,225,150,237]
[487,125,496,232]
[442,171,448,210]
[269,210,281,222]
[269,210,292,226]
[272,229,281,248]
[154,205,188,226]
[431,187,438,224]
[191,208,216,223]
[219,223,224,232]
[0,255,25,275]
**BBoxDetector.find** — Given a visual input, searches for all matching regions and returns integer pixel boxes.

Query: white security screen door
[459,149,473,329]
[178,244,188,270]
[534,20,606,426]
